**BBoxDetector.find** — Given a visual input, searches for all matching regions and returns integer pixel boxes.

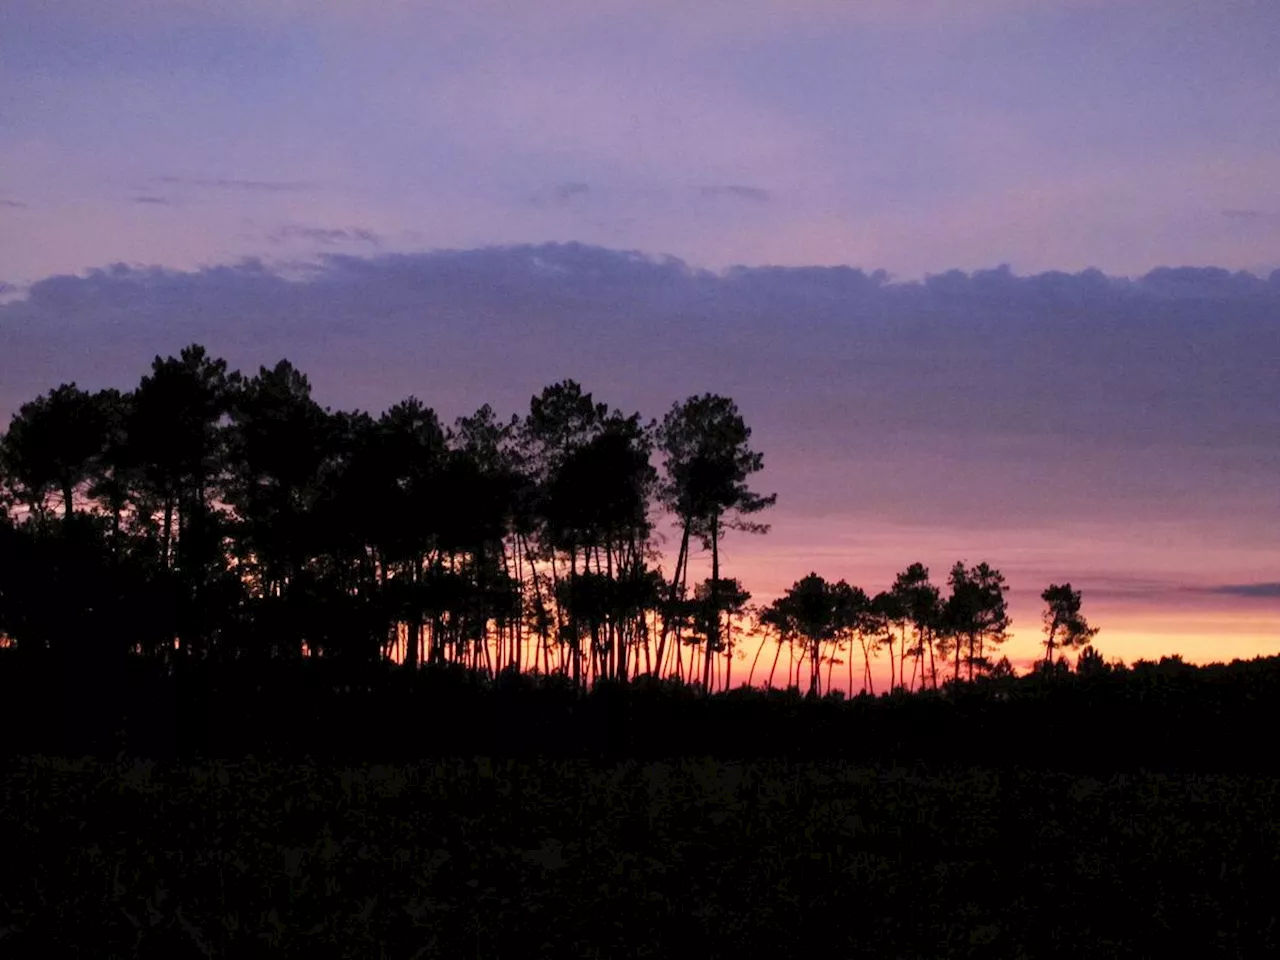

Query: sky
[2,0,1278,680]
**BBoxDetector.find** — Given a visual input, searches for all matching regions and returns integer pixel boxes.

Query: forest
[0,344,1276,770]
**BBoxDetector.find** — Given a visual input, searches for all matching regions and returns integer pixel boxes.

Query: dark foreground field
[2,756,1278,958]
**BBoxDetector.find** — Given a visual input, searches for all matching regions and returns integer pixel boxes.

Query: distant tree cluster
[754,568,1103,698]
[756,563,1011,698]
[0,344,1101,700]
[0,345,782,694]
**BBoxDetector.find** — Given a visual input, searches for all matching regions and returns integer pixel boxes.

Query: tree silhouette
[224,360,334,660]
[84,388,131,555]
[831,581,873,696]
[944,561,1011,683]
[869,590,905,691]
[1075,643,1108,678]
[891,563,941,692]
[129,346,236,573]
[1041,583,1099,669]
[519,381,608,687]
[761,573,844,697]
[0,383,112,518]
[656,395,775,694]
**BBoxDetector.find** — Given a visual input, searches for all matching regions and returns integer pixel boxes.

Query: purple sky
[2,0,1278,672]
[4,0,1280,283]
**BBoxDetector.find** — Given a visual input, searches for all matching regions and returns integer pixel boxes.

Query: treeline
[23,344,1280,770]
[0,343,1096,696]
[0,345,778,690]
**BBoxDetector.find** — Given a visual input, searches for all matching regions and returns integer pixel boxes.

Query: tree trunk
[405,556,421,671]
[655,524,690,677]
[747,632,767,688]
[703,513,720,694]
[1044,623,1058,668]
[767,636,784,690]
[723,612,733,692]
[900,625,909,691]
[847,635,854,698]
[860,635,874,695]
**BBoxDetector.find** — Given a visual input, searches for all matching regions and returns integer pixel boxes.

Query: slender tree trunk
[405,556,421,671]
[748,632,766,689]
[519,534,547,674]
[666,541,692,684]
[847,635,854,698]
[860,634,874,695]
[767,636,784,690]
[1044,624,1058,668]
[703,513,720,694]
[655,524,690,674]
[724,612,733,693]
[642,609,652,676]
[548,550,565,675]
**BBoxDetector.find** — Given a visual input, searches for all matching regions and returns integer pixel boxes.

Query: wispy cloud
[699,185,771,203]
[529,181,591,208]
[1082,578,1280,604]
[131,195,171,205]
[554,182,589,202]
[1204,583,1280,599]
[152,175,314,193]
[268,225,382,246]
[1221,209,1280,223]
[0,199,26,209]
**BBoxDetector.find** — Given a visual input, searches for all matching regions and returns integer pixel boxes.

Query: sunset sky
[2,0,1278,680]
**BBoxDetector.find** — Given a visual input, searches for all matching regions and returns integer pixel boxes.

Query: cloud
[553,182,590,202]
[1221,209,1280,224]
[699,185,771,203]
[1,243,1277,535]
[0,199,26,209]
[1070,576,1280,605]
[131,195,171,205]
[268,225,382,246]
[1205,583,1280,599]
[529,182,592,208]
[152,175,314,193]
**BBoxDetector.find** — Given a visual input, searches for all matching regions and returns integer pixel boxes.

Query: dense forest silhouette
[2,344,1277,769]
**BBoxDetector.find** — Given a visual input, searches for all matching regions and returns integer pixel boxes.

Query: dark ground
[2,754,1278,958]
